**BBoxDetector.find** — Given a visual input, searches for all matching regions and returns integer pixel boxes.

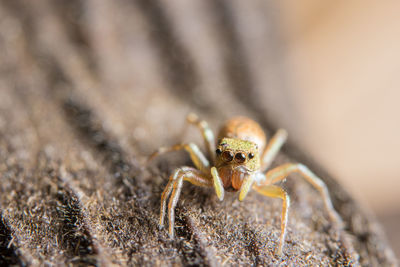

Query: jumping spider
[148,114,342,256]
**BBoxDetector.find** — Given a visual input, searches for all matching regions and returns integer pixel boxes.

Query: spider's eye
[248,152,254,159]
[235,152,246,163]
[216,148,222,155]
[222,150,234,162]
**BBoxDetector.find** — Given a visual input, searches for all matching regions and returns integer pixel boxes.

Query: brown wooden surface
[0,0,397,266]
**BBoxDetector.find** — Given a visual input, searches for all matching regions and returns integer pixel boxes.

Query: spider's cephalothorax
[215,138,260,191]
[148,114,342,257]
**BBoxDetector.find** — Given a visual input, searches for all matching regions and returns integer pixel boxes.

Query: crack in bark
[0,154,98,265]
[184,214,219,267]
[63,98,141,198]
[241,225,262,266]
[0,213,22,266]
[0,88,100,265]
[58,166,116,267]
[33,152,99,265]
[170,212,210,267]
[51,178,98,265]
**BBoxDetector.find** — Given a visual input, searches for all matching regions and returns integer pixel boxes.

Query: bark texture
[0,0,397,266]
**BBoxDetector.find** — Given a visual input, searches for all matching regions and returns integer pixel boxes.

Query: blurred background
[275,0,400,257]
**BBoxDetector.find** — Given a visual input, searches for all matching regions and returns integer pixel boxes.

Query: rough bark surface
[0,0,397,266]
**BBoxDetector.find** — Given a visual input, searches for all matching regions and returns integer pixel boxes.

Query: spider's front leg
[253,184,290,256]
[148,141,222,237]
[266,163,343,226]
[236,174,289,256]
[160,167,212,238]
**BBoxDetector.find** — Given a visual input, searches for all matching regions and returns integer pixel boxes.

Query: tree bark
[0,0,396,266]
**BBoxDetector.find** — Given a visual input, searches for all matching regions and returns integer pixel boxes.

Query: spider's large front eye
[222,150,234,162]
[235,152,246,163]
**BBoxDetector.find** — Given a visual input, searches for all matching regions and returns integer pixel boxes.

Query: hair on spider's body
[214,137,260,192]
[148,114,342,257]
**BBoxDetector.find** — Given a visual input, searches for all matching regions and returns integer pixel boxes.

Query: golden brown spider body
[218,116,267,151]
[148,114,342,256]
[215,117,264,192]
[215,137,260,192]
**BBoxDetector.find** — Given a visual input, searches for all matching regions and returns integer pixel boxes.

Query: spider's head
[215,138,260,172]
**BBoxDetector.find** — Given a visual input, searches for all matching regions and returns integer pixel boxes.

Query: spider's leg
[148,143,210,173]
[267,163,342,226]
[160,169,180,227]
[260,129,287,172]
[186,113,216,164]
[162,167,212,238]
[168,173,184,238]
[253,184,290,256]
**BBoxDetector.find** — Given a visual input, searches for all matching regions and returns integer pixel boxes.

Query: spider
[148,113,342,256]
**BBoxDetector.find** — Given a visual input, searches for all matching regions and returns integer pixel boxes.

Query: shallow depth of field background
[275,1,400,257]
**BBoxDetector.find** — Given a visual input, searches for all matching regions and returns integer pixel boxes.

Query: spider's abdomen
[217,116,266,152]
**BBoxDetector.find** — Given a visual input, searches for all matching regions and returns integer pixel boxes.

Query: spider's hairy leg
[186,113,216,163]
[160,167,212,238]
[267,163,343,226]
[147,143,210,173]
[261,129,288,172]
[253,185,290,256]
[160,170,178,227]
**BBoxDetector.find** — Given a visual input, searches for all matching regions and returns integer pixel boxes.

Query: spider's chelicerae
[148,114,342,256]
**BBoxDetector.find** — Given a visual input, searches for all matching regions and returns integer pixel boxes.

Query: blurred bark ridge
[0,0,396,266]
